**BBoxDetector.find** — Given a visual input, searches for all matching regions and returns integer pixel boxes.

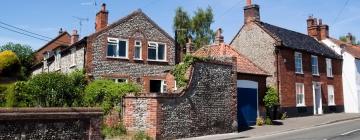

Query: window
[296,83,305,107]
[134,40,142,59]
[295,52,303,74]
[311,55,319,75]
[107,38,128,58]
[113,78,128,83]
[148,42,166,61]
[328,85,335,106]
[55,49,61,70]
[174,81,177,91]
[70,48,76,66]
[326,58,333,77]
[150,80,167,93]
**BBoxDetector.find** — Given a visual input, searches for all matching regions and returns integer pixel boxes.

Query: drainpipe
[275,47,281,118]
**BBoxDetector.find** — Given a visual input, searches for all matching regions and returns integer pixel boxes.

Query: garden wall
[0,108,103,140]
[123,59,238,139]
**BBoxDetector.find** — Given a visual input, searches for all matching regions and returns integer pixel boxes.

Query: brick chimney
[346,33,354,44]
[186,37,194,54]
[215,28,224,45]
[95,3,108,32]
[307,16,329,40]
[244,0,260,24]
[71,29,79,44]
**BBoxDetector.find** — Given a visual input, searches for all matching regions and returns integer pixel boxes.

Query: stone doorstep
[178,113,360,140]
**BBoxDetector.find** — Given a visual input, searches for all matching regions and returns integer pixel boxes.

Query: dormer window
[148,42,166,61]
[107,38,128,59]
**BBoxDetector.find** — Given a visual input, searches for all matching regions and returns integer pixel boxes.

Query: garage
[237,80,259,128]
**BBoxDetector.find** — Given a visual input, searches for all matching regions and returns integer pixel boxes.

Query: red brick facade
[35,32,71,62]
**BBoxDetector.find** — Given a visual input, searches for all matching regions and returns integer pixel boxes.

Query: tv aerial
[73,16,89,36]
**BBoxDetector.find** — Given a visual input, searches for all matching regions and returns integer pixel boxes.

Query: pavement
[179,113,360,140]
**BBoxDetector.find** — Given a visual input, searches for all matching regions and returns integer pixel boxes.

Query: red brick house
[230,1,343,117]
[194,29,269,126]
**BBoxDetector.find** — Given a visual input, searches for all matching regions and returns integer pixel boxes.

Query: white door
[313,82,323,115]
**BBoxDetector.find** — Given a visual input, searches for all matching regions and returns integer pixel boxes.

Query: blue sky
[0,0,359,50]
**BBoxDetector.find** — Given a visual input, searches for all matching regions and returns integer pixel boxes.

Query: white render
[322,39,360,113]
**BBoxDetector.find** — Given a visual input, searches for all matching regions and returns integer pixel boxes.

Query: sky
[0,0,359,50]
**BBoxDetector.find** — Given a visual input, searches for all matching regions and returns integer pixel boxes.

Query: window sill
[55,68,61,72]
[312,74,320,77]
[327,76,334,78]
[147,59,167,62]
[69,64,76,68]
[133,58,143,61]
[328,104,336,106]
[106,56,129,60]
[296,105,306,107]
[295,72,304,75]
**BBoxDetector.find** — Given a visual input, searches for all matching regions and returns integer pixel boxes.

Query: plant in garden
[0,50,21,77]
[256,116,265,126]
[5,81,34,107]
[68,69,87,106]
[265,116,272,125]
[84,79,140,114]
[133,131,152,140]
[101,122,127,138]
[263,86,279,121]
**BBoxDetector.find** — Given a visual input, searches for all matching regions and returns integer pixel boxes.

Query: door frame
[237,80,259,117]
[312,82,323,115]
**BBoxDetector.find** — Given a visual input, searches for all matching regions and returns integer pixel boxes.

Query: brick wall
[123,60,237,139]
[0,108,103,140]
[278,48,343,116]
[35,33,71,62]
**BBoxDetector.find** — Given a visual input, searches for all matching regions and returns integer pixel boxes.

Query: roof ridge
[35,32,70,52]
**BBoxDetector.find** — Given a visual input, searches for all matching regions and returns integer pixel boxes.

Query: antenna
[80,0,97,6]
[73,16,89,36]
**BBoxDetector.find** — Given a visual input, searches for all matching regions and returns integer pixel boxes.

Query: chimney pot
[246,0,252,6]
[215,28,224,44]
[101,3,106,11]
[244,3,260,24]
[319,19,322,25]
[59,28,63,34]
[186,37,194,54]
[95,3,109,32]
[71,29,79,44]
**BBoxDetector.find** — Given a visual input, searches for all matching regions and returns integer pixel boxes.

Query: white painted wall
[322,39,360,113]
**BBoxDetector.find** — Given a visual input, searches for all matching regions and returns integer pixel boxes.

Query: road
[243,118,360,140]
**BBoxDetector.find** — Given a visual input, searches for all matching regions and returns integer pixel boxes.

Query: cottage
[308,17,360,113]
[230,0,344,117]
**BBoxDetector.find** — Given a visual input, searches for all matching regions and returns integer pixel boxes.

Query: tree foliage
[339,34,360,45]
[0,50,21,76]
[173,6,214,50]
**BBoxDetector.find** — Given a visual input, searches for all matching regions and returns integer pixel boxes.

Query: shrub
[281,112,288,120]
[101,122,126,138]
[68,69,87,106]
[5,82,34,107]
[84,80,140,114]
[0,50,21,76]
[265,116,272,125]
[26,72,77,107]
[133,131,152,140]
[263,86,279,109]
[0,43,34,78]
[256,116,265,126]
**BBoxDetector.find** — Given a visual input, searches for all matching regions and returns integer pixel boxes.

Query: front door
[237,80,258,129]
[313,82,323,115]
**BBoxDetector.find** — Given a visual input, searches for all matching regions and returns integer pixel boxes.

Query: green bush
[68,69,87,106]
[101,123,127,138]
[26,72,77,107]
[256,116,265,126]
[281,112,288,120]
[263,86,279,108]
[84,80,140,114]
[0,50,21,76]
[0,84,11,107]
[133,131,152,140]
[265,116,272,125]
[5,82,33,107]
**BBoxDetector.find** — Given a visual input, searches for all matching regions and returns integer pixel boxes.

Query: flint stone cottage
[33,4,177,93]
[230,1,344,117]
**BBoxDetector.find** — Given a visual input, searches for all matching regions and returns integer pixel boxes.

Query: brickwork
[35,33,71,62]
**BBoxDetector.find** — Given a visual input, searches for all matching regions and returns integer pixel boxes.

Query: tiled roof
[35,32,70,53]
[256,22,342,59]
[193,43,268,76]
[330,38,360,59]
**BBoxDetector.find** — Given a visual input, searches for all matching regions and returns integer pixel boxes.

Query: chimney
[71,29,79,44]
[319,22,329,40]
[215,28,224,45]
[58,28,64,34]
[346,33,354,44]
[185,37,194,54]
[307,16,329,40]
[244,0,260,24]
[95,3,108,32]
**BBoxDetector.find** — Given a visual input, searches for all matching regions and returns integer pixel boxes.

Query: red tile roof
[193,43,268,76]
[330,38,360,59]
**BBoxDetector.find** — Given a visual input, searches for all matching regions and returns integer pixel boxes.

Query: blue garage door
[237,88,257,128]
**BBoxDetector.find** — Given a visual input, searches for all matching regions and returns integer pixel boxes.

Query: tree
[339,33,360,45]
[173,6,215,51]
[263,86,279,120]
[0,50,21,77]
[0,42,34,78]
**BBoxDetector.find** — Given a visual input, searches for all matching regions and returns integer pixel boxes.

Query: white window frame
[311,55,319,76]
[296,83,305,107]
[295,52,303,74]
[113,78,128,83]
[161,80,167,93]
[70,48,76,67]
[55,49,61,70]
[327,85,335,106]
[134,40,142,60]
[147,42,167,61]
[326,58,333,77]
[173,80,177,91]
[106,37,129,59]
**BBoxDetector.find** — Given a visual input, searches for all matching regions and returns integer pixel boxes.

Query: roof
[35,32,71,53]
[88,9,174,43]
[255,22,342,59]
[330,38,360,59]
[193,43,269,76]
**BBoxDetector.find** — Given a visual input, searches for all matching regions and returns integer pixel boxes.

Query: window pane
[148,48,156,60]
[107,43,116,57]
[134,47,141,59]
[150,80,162,93]
[118,41,127,57]
[158,44,165,60]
